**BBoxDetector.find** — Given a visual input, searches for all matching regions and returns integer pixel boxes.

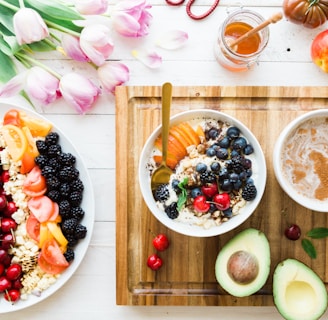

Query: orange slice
[1,124,28,161]
[19,112,52,137]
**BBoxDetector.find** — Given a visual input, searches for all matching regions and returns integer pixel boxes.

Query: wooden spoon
[228,12,283,49]
[151,82,173,191]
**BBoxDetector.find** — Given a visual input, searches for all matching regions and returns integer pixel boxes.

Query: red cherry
[213,193,230,211]
[201,183,218,198]
[147,254,163,271]
[193,195,210,213]
[153,234,169,251]
[12,278,23,290]
[4,289,20,303]
[0,264,4,276]
[3,202,17,217]
[6,264,22,281]
[0,195,7,211]
[0,276,11,292]
[285,224,301,241]
[1,218,17,233]
[0,233,15,250]
[1,171,10,183]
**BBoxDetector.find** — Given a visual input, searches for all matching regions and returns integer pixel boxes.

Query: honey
[225,22,261,55]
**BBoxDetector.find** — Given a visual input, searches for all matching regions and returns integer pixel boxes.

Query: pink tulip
[80,24,114,66]
[97,61,129,94]
[59,73,101,114]
[13,8,49,45]
[26,67,60,105]
[112,0,152,37]
[75,0,108,15]
[61,34,89,62]
[0,67,60,106]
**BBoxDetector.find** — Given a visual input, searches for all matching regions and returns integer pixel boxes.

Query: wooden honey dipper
[228,12,283,49]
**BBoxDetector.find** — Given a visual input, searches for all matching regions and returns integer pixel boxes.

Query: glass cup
[214,9,269,72]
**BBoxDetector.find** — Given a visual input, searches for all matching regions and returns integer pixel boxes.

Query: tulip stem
[15,52,62,79]
[45,20,81,38]
[0,0,19,11]
[18,0,25,8]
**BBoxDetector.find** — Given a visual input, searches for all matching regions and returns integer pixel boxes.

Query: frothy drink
[282,117,328,202]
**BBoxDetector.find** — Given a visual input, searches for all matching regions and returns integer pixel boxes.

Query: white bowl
[139,109,267,237]
[273,109,328,212]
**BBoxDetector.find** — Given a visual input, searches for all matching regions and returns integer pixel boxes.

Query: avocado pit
[227,250,259,284]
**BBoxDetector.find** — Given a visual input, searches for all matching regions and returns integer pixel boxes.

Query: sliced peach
[153,154,178,169]
[167,135,187,160]
[179,122,200,146]
[169,126,190,149]
[173,125,194,145]
[196,125,205,139]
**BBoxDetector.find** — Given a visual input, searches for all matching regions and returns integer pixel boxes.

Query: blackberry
[59,183,71,199]
[70,179,84,193]
[47,144,62,158]
[46,176,60,190]
[45,132,59,145]
[64,248,75,262]
[242,183,257,201]
[58,152,76,166]
[74,224,87,239]
[47,157,61,172]
[62,218,78,235]
[36,140,48,154]
[41,165,56,178]
[165,202,179,219]
[229,155,246,174]
[47,189,61,202]
[58,166,79,182]
[199,171,216,183]
[34,155,48,168]
[69,191,83,206]
[65,234,78,247]
[59,200,71,218]
[153,184,169,202]
[70,207,85,221]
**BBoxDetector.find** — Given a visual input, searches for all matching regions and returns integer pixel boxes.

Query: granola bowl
[139,109,267,237]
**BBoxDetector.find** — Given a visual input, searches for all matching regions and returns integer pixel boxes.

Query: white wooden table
[1,0,328,319]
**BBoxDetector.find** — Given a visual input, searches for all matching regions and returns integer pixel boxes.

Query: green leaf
[27,40,55,52]
[301,238,317,259]
[307,227,328,239]
[0,5,15,35]
[177,177,188,211]
[26,0,83,21]
[0,49,16,83]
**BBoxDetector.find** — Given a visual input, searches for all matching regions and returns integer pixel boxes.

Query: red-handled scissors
[165,0,220,20]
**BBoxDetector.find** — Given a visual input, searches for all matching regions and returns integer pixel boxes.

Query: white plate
[0,103,94,313]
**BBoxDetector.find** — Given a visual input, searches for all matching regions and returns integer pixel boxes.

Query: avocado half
[215,228,271,297]
[273,259,328,320]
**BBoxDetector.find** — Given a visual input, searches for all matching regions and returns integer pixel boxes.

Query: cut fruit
[19,112,52,137]
[1,125,28,161]
[170,126,190,149]
[153,153,178,169]
[179,122,200,146]
[215,228,271,297]
[273,259,328,320]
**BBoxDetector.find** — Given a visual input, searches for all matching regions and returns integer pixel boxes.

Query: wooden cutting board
[115,86,328,306]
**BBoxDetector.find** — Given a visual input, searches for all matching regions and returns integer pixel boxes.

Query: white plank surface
[1,0,328,319]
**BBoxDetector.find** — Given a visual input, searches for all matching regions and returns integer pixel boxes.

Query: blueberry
[208,128,219,140]
[232,137,247,151]
[246,169,253,178]
[218,167,229,180]
[227,126,240,139]
[230,149,240,158]
[229,172,239,183]
[218,136,230,148]
[243,158,252,169]
[210,162,221,173]
[223,207,233,218]
[206,148,216,157]
[209,203,217,213]
[239,171,248,181]
[216,147,229,160]
[196,163,207,173]
[191,187,202,198]
[233,180,242,190]
[246,177,254,185]
[220,179,233,192]
[172,179,181,193]
[244,144,254,155]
